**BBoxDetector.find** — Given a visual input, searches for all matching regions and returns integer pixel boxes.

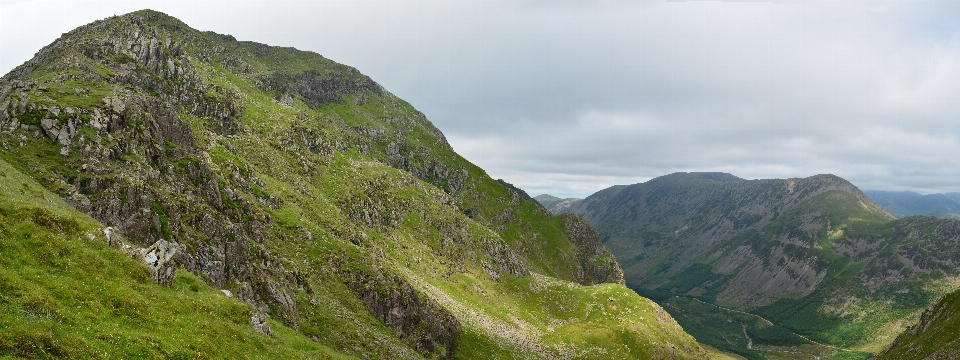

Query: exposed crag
[558,214,624,286]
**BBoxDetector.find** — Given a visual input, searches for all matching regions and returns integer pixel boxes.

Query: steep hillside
[875,288,960,359]
[0,158,349,359]
[0,10,705,359]
[865,190,960,219]
[562,172,960,358]
[534,194,582,214]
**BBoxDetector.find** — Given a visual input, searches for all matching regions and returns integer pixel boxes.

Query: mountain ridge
[0,10,706,359]
[864,190,960,219]
[562,173,895,305]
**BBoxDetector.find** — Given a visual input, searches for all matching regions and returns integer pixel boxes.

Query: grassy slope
[0,10,706,359]
[184,28,705,359]
[0,158,349,359]
[875,288,960,359]
[183,18,585,284]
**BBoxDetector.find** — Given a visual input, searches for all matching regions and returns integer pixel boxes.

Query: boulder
[136,239,184,285]
[251,312,272,336]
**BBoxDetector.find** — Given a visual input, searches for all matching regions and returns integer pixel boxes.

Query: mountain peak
[128,9,191,27]
[533,194,561,202]
[0,11,707,359]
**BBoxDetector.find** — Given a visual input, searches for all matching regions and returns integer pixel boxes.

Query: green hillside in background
[864,190,960,219]
[560,172,960,358]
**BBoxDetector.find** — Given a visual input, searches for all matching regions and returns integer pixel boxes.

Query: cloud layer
[3,0,960,197]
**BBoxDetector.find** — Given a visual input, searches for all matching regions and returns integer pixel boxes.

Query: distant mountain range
[536,187,960,222]
[537,172,960,358]
[863,190,960,219]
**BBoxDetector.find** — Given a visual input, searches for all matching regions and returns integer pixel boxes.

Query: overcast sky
[3,0,960,198]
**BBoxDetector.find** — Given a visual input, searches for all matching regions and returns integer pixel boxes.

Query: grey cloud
[2,0,960,198]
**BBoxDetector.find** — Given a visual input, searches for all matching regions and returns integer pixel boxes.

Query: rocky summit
[0,10,707,359]
[560,172,960,358]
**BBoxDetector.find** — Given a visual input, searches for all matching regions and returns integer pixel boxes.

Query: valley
[545,172,960,359]
[2,7,960,360]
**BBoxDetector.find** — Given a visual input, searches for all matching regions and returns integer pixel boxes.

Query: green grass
[0,159,348,359]
[875,288,960,359]
[662,297,818,360]
[638,263,731,303]
[421,272,707,359]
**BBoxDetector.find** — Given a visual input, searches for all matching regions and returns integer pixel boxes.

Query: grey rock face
[136,239,184,285]
[258,69,382,109]
[559,213,625,286]
[251,312,272,336]
[102,227,184,286]
[351,271,460,359]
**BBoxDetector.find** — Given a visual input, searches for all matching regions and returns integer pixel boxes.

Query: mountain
[0,10,706,359]
[560,172,960,358]
[875,288,960,359]
[864,190,960,219]
[533,194,582,214]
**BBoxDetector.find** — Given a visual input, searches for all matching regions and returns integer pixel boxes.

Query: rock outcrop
[251,312,273,336]
[136,239,184,285]
[559,213,625,285]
